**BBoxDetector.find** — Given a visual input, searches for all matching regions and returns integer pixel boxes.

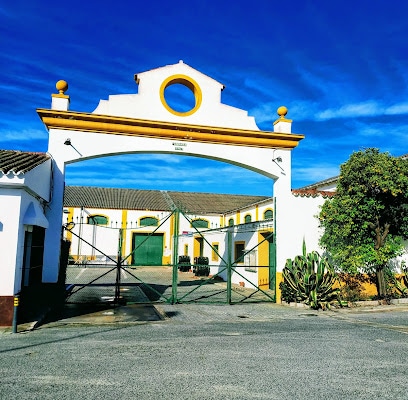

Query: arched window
[264,210,273,219]
[264,209,273,220]
[244,214,252,223]
[140,217,159,227]
[191,219,209,229]
[228,218,234,226]
[88,215,108,225]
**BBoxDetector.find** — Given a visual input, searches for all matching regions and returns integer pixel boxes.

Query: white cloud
[316,101,408,121]
[0,129,47,143]
[316,101,381,120]
[292,164,340,188]
[385,102,408,115]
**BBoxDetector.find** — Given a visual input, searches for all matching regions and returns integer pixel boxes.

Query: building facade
[0,150,51,325]
[63,186,277,290]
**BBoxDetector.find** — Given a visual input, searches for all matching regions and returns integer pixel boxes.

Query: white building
[0,150,51,325]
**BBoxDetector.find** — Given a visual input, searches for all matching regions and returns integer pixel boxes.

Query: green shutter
[88,215,108,225]
[140,217,159,226]
[191,219,209,229]
[264,210,273,220]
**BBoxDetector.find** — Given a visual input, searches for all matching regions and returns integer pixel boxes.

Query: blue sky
[1,1,407,196]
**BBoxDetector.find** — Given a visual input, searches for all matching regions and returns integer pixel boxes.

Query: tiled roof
[167,191,269,214]
[64,187,171,211]
[0,150,50,175]
[64,186,269,214]
[297,176,339,191]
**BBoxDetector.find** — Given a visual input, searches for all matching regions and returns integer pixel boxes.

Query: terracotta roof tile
[297,176,339,190]
[0,150,50,175]
[292,189,335,198]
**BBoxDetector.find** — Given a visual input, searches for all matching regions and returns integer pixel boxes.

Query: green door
[132,233,163,266]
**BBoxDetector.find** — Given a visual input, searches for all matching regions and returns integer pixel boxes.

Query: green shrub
[337,273,371,302]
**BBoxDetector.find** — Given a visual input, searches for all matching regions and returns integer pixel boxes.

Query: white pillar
[272,106,294,302]
[42,81,70,282]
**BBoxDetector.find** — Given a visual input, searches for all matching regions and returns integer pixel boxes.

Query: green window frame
[244,214,252,223]
[234,241,245,264]
[191,219,209,229]
[140,216,159,227]
[211,243,219,261]
[228,218,234,226]
[88,215,108,225]
[264,209,273,220]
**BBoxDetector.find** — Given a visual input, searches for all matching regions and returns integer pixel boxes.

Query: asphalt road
[1,304,407,400]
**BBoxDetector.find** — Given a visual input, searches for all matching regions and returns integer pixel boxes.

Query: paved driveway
[1,304,407,400]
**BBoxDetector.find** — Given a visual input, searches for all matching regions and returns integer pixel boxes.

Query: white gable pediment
[93,61,259,130]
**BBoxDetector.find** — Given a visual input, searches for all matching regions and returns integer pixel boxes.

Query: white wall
[0,191,21,296]
[285,194,326,257]
[24,159,52,201]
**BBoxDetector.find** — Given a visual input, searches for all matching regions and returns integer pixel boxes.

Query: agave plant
[281,240,340,310]
[390,261,408,297]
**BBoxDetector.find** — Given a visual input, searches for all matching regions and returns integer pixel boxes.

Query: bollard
[12,294,19,334]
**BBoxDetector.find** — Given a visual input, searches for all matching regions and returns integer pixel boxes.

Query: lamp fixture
[272,156,284,172]
[63,138,82,156]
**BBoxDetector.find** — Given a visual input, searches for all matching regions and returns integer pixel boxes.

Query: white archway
[38,61,304,296]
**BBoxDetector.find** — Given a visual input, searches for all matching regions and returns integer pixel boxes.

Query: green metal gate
[63,207,276,306]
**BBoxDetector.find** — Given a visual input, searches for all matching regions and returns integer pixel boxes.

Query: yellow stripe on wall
[65,207,74,243]
[121,210,127,258]
[276,272,283,304]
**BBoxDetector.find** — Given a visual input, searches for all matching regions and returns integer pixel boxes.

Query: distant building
[63,186,276,289]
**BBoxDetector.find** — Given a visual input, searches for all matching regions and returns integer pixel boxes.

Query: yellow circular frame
[160,74,202,117]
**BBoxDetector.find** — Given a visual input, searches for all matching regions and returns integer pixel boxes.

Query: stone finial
[277,106,288,119]
[52,79,70,110]
[273,105,292,133]
[56,80,68,95]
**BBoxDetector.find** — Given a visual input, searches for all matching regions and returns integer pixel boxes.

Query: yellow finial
[277,106,288,119]
[56,80,68,95]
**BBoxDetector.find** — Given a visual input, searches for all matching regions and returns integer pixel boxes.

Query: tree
[319,148,408,297]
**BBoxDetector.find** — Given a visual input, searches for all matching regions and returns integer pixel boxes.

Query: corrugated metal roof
[0,150,50,175]
[167,190,269,214]
[64,186,269,214]
[64,187,171,211]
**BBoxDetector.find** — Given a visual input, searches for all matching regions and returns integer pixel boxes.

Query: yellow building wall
[257,231,271,290]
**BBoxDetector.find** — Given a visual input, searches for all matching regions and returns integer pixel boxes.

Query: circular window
[160,75,202,116]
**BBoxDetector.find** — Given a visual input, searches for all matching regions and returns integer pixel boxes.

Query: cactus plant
[281,240,340,309]
[390,261,408,297]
